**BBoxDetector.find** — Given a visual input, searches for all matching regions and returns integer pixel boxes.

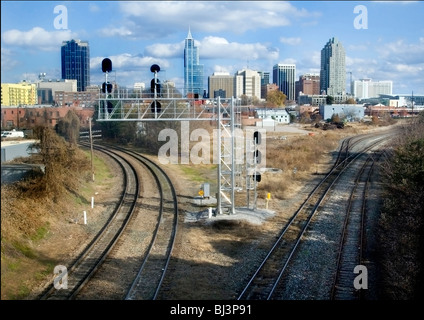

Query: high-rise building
[320,37,346,96]
[273,64,296,101]
[352,78,393,100]
[38,79,77,97]
[295,74,320,99]
[234,69,261,100]
[1,82,37,106]
[258,71,270,86]
[208,72,235,98]
[61,39,90,92]
[184,28,204,97]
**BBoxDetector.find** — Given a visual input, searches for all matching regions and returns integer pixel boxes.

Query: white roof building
[255,108,290,124]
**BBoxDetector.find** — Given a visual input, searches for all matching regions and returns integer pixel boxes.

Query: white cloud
[392,63,423,74]
[377,38,424,65]
[280,37,302,46]
[115,1,320,37]
[144,42,184,58]
[1,27,77,51]
[212,65,233,74]
[199,36,279,61]
[1,48,19,72]
[91,53,170,72]
[277,58,297,65]
[98,26,134,38]
[89,4,101,13]
[143,36,279,62]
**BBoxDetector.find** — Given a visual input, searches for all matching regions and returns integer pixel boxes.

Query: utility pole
[89,117,94,182]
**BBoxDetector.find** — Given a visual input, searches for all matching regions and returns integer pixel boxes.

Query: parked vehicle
[1,129,25,139]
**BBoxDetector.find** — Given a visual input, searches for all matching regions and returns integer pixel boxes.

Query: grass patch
[13,284,31,300]
[179,164,216,183]
[30,222,50,242]
[6,259,21,272]
[12,241,36,259]
[74,150,116,207]
[92,152,114,181]
[81,150,113,183]
[34,262,55,281]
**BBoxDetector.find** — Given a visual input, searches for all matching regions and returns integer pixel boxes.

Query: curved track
[88,143,179,300]
[39,146,139,300]
[38,143,178,300]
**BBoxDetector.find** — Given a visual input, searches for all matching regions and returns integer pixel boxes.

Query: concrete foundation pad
[184,206,275,225]
[192,196,217,206]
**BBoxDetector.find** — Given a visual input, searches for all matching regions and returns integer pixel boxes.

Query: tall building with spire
[320,37,346,96]
[184,28,204,97]
[61,39,90,92]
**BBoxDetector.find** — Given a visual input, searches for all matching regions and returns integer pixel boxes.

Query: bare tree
[30,126,90,201]
[57,109,80,144]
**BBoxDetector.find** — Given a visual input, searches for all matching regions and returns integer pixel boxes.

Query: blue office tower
[61,39,90,92]
[184,28,204,97]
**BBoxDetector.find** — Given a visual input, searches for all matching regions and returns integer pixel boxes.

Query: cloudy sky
[1,1,423,95]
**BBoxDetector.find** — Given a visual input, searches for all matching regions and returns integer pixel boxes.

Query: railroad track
[237,132,393,300]
[81,143,179,300]
[38,142,178,300]
[330,148,385,300]
[112,146,179,300]
[39,146,139,300]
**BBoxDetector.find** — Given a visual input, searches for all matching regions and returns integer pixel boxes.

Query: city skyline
[1,1,423,95]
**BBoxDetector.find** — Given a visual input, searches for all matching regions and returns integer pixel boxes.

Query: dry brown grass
[0,186,80,299]
[257,130,346,199]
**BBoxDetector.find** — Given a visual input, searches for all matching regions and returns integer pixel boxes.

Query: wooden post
[89,117,94,182]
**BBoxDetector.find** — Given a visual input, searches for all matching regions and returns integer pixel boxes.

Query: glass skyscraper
[273,64,296,101]
[61,39,90,92]
[184,28,204,97]
[320,37,346,96]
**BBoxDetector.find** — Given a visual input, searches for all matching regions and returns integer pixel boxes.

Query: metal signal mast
[97,61,260,215]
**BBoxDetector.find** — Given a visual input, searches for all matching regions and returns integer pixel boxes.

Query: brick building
[1,105,95,131]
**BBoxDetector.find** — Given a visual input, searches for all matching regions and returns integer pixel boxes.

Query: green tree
[326,95,334,105]
[266,90,286,107]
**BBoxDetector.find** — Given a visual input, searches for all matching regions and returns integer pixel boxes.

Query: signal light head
[150,78,161,95]
[253,131,261,144]
[101,58,112,73]
[102,82,113,93]
[150,101,162,113]
[150,64,160,73]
